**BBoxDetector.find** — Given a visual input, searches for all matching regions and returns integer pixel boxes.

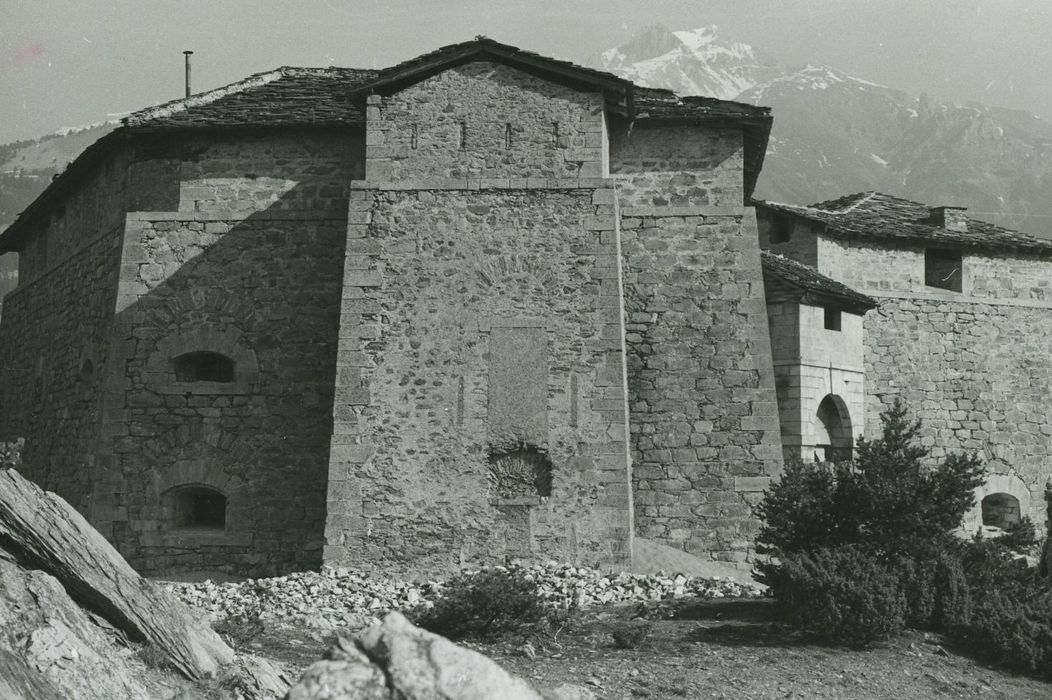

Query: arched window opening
[168,485,227,531]
[172,351,235,383]
[488,447,553,500]
[815,394,853,462]
[981,493,1020,530]
[79,359,95,383]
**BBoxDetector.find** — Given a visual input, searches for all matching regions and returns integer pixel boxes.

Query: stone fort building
[1,39,1050,577]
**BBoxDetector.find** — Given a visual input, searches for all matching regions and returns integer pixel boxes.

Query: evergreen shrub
[406,567,549,640]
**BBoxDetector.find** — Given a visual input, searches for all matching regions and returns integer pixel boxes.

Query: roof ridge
[125,67,291,126]
[837,191,877,213]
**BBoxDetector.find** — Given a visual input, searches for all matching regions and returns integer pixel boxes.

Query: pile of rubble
[163,562,763,630]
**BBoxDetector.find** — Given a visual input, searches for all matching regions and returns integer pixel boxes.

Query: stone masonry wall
[610,119,782,564]
[610,123,744,209]
[619,207,783,564]
[0,134,179,512]
[366,61,607,181]
[865,296,1052,529]
[814,238,1052,531]
[15,142,181,286]
[324,185,632,575]
[97,129,359,576]
[0,231,121,511]
[755,213,819,268]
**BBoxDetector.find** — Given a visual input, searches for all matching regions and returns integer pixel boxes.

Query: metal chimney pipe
[183,51,194,98]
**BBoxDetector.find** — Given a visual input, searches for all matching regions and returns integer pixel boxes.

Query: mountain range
[2,25,1050,307]
[594,25,1052,239]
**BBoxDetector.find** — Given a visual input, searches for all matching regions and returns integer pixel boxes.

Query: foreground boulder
[0,468,236,683]
[0,548,168,698]
[287,612,593,700]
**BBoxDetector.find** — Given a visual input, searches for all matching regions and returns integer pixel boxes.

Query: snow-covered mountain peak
[740,65,893,102]
[593,24,780,99]
[670,26,719,52]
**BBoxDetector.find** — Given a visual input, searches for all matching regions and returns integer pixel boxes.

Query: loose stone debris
[164,562,763,630]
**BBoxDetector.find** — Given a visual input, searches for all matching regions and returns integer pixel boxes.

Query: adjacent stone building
[756,192,1052,533]
[0,39,783,577]
[760,251,877,463]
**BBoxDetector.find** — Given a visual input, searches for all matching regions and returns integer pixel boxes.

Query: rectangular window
[459,121,467,150]
[768,217,791,243]
[505,122,513,149]
[410,123,419,149]
[823,307,841,331]
[925,249,963,292]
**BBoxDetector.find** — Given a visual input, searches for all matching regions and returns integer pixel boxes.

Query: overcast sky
[2,0,1051,144]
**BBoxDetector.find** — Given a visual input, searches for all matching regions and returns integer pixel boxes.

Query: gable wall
[755,210,819,267]
[365,61,607,181]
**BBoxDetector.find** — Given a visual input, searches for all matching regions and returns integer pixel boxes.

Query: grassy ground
[225,597,1052,699]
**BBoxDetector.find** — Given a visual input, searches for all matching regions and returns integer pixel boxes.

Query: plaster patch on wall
[488,325,548,444]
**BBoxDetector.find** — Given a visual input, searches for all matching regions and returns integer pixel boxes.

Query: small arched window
[981,493,1021,530]
[168,485,227,531]
[172,352,235,383]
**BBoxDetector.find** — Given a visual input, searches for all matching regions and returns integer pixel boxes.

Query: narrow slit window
[459,121,467,149]
[552,121,560,146]
[172,351,235,383]
[505,122,513,148]
[824,308,842,331]
[410,123,419,149]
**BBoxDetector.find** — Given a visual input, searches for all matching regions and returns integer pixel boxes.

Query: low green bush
[951,586,1052,678]
[896,556,935,628]
[406,567,550,640]
[765,545,907,647]
[611,621,651,649]
[931,549,971,631]
[997,517,1039,552]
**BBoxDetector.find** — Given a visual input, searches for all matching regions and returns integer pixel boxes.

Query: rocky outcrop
[0,548,166,698]
[286,612,594,700]
[0,468,234,679]
[0,467,288,697]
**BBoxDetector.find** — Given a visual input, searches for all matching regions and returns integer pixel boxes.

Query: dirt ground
[234,597,1052,699]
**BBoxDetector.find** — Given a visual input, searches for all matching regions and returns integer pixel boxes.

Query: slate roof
[761,250,878,314]
[634,87,770,121]
[1,37,773,252]
[358,37,633,101]
[755,192,1052,256]
[127,67,378,129]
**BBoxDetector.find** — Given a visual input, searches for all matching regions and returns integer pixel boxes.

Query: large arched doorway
[815,394,853,462]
